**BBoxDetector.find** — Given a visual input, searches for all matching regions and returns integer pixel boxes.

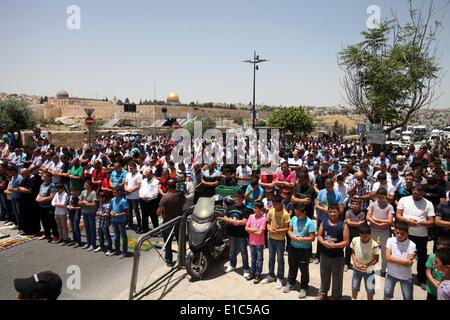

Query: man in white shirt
[90,148,103,164]
[28,148,43,176]
[288,150,303,170]
[384,222,416,300]
[236,163,252,188]
[139,168,160,233]
[370,173,396,204]
[39,152,53,175]
[389,167,405,191]
[373,152,390,171]
[125,162,142,232]
[48,155,64,184]
[396,184,435,288]
[373,163,392,182]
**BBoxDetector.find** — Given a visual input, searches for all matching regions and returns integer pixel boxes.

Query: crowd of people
[1,126,450,300]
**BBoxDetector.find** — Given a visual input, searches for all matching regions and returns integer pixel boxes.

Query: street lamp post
[243,51,269,129]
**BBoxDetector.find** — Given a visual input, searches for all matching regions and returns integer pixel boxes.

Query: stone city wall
[29,101,271,124]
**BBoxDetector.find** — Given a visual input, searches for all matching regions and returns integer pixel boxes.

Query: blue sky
[0,0,449,108]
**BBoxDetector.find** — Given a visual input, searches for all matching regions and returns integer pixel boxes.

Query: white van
[430,129,444,141]
[401,131,415,144]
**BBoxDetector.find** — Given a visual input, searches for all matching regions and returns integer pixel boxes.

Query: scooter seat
[193,197,216,220]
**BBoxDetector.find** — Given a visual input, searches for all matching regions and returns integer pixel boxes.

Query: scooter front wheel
[185,251,208,280]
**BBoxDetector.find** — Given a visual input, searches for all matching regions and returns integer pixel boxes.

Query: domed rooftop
[166,92,180,104]
[56,90,69,99]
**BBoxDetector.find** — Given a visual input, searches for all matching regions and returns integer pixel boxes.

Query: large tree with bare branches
[339,0,448,134]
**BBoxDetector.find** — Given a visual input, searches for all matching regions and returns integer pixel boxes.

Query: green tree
[256,120,267,127]
[267,106,314,135]
[233,117,244,126]
[339,0,447,134]
[0,99,36,132]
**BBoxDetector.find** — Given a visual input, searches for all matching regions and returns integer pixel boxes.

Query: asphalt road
[0,223,166,300]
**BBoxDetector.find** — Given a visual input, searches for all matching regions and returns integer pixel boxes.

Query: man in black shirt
[223,191,251,276]
[157,180,185,266]
[292,172,316,219]
[59,155,71,191]
[220,167,237,186]
[424,176,446,209]
[192,164,203,205]
[17,168,42,236]
[436,193,450,239]
[315,166,330,193]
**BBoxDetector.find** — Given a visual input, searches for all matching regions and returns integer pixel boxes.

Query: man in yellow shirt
[261,195,290,289]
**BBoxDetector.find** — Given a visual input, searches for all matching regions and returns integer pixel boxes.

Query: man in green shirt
[69,158,84,194]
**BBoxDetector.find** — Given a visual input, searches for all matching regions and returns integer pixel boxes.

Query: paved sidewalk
[118,243,429,301]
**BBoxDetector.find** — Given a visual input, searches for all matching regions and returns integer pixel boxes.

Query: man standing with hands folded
[139,168,160,233]
[396,184,435,290]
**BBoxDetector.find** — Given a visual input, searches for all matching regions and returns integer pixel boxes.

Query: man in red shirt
[91,160,106,193]
[259,164,275,190]
[274,161,296,196]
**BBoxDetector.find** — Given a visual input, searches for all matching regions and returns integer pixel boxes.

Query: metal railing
[128,212,187,300]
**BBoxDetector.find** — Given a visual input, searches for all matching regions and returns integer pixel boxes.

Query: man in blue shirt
[395,172,414,201]
[284,203,316,299]
[11,148,27,170]
[110,162,127,190]
[6,165,23,230]
[244,179,264,210]
[110,187,129,258]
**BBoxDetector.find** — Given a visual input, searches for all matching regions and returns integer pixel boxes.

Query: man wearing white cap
[390,155,410,177]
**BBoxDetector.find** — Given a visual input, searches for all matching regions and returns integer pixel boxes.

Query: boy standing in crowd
[344,199,366,271]
[384,222,416,300]
[224,191,251,277]
[51,183,69,244]
[317,205,349,300]
[366,188,394,275]
[95,191,114,256]
[261,196,290,289]
[110,187,129,258]
[350,223,380,300]
[314,178,345,264]
[245,201,266,283]
[284,203,316,299]
[66,187,82,247]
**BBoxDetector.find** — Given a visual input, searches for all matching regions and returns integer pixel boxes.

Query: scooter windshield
[193,197,216,219]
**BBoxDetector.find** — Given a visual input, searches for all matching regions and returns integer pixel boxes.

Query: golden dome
[166,92,180,104]
[56,90,69,99]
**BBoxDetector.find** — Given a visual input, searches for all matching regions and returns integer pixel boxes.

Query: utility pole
[243,51,269,129]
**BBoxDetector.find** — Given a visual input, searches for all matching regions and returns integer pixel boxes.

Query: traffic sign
[357,124,366,134]
[85,117,94,126]
[84,108,95,117]
[367,132,386,144]
[367,123,386,144]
